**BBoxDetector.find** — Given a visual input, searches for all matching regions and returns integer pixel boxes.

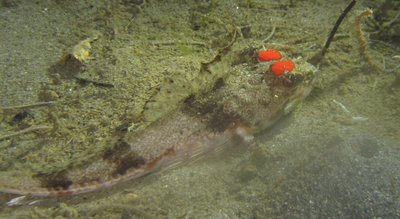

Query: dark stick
[309,0,357,66]
[74,76,115,88]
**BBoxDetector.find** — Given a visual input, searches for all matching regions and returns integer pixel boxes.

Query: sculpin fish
[0,40,317,197]
[0,1,355,199]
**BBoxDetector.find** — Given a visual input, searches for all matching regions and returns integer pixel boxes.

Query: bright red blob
[258,49,281,61]
[271,60,295,76]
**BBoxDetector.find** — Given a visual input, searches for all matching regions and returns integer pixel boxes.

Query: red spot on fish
[258,49,281,61]
[271,60,295,76]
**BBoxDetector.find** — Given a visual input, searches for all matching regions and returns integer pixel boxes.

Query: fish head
[207,50,319,134]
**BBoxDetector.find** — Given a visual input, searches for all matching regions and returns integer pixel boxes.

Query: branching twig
[355,9,373,57]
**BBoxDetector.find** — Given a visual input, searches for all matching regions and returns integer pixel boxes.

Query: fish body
[0,40,318,197]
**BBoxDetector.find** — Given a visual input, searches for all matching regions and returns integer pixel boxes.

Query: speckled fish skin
[0,43,318,197]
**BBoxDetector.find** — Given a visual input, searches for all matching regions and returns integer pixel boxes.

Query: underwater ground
[0,0,399,218]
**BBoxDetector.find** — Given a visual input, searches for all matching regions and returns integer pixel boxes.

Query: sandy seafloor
[0,0,400,218]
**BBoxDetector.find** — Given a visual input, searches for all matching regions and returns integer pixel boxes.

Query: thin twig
[263,26,276,43]
[125,0,148,31]
[0,125,51,141]
[1,101,55,111]
[152,40,208,47]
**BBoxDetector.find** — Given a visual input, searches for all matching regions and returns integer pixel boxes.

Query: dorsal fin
[143,30,241,123]
[142,71,194,123]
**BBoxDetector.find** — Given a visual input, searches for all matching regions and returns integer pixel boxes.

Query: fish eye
[282,73,303,87]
